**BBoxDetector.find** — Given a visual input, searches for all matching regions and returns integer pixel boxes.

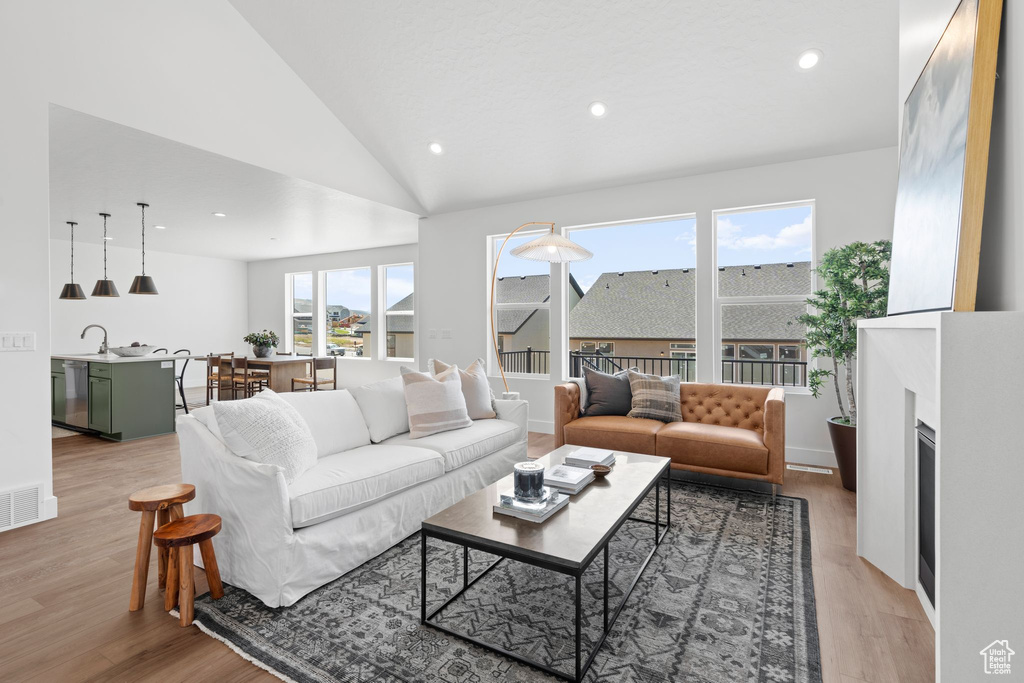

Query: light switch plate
[441,329,452,339]
[0,332,35,351]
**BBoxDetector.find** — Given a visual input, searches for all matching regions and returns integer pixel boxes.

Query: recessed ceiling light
[589,101,608,118]
[428,142,444,155]
[212,212,226,217]
[270,237,277,241]
[154,225,166,230]
[798,49,822,70]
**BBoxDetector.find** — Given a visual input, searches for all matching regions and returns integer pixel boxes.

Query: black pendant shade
[59,220,86,300]
[92,212,120,297]
[129,275,158,294]
[129,202,158,295]
[60,283,86,300]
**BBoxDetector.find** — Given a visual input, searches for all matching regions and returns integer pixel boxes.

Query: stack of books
[493,487,568,523]
[565,447,616,469]
[544,464,595,495]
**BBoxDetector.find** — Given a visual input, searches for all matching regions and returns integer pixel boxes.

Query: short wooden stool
[154,513,224,626]
[127,483,196,611]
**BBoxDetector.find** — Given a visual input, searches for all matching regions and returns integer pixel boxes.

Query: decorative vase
[253,345,273,358]
[827,417,857,492]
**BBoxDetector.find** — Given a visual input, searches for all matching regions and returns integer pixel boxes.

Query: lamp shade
[509,231,593,263]
[59,283,87,300]
[91,279,120,297]
[128,275,159,295]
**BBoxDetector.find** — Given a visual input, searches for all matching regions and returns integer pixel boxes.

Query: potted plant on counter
[797,240,891,492]
[243,329,280,358]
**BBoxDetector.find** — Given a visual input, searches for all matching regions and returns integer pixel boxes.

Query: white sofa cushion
[279,390,371,458]
[211,390,318,484]
[350,376,410,443]
[382,419,520,472]
[287,444,444,528]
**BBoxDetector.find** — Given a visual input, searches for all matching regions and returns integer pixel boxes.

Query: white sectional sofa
[177,387,528,607]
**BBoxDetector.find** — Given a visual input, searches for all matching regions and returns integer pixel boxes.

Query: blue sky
[496,206,812,292]
[291,264,415,312]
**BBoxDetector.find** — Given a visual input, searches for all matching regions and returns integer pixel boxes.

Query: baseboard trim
[786,446,837,469]
[529,419,554,434]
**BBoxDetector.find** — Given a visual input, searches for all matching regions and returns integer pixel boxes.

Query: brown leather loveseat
[554,382,785,486]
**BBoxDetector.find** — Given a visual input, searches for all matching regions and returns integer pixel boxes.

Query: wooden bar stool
[127,483,195,611]
[154,513,224,627]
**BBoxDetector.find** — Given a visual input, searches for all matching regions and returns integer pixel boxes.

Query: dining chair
[205,352,235,405]
[155,349,192,412]
[232,358,268,398]
[291,357,337,392]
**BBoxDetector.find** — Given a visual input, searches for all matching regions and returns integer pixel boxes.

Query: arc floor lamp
[490,222,593,395]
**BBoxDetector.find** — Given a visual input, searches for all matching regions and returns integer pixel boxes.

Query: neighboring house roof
[293,298,354,320]
[494,274,585,335]
[568,262,810,341]
[356,294,414,335]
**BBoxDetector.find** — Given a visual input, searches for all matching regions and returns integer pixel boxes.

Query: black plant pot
[827,417,857,492]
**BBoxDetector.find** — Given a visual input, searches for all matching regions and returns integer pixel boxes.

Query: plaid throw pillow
[626,371,682,422]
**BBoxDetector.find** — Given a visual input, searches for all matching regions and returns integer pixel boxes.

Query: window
[383,264,414,360]
[489,231,551,375]
[567,215,697,379]
[287,272,313,356]
[715,202,813,386]
[324,267,371,358]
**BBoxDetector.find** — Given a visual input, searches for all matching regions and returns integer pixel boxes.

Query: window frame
[320,266,372,361]
[379,262,416,362]
[712,200,815,388]
[486,229,553,379]
[284,271,314,356]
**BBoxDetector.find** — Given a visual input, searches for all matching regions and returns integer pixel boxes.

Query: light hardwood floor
[0,430,934,682]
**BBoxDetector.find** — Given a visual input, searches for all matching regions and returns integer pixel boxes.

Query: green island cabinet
[51,357,176,441]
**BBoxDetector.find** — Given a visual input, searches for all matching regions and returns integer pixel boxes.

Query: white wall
[247,244,418,388]
[0,0,422,529]
[50,241,248,387]
[419,147,898,466]
[901,0,1023,312]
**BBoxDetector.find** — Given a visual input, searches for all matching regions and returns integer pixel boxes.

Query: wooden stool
[154,513,224,626]
[127,483,196,611]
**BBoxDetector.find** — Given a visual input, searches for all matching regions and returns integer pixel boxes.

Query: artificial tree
[798,240,891,427]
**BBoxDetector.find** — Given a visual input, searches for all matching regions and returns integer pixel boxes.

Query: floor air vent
[786,464,834,475]
[0,486,40,530]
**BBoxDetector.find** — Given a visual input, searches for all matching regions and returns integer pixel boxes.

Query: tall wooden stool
[154,513,224,626]
[127,483,195,611]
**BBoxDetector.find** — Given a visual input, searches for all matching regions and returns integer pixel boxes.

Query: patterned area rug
[191,482,820,682]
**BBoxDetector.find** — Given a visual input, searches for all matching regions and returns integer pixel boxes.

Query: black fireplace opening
[917,421,936,607]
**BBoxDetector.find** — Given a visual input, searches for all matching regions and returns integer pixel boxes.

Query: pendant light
[91,212,120,297]
[128,202,158,295]
[58,221,86,300]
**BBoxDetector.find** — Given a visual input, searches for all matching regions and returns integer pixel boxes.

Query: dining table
[215,355,314,399]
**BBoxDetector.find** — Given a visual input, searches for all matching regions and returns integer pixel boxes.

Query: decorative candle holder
[513,461,545,502]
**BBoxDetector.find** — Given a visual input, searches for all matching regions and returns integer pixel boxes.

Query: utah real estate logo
[980,640,1014,675]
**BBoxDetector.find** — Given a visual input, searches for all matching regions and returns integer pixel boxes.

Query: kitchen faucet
[81,324,109,354]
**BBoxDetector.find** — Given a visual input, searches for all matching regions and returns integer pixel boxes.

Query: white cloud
[717,215,812,251]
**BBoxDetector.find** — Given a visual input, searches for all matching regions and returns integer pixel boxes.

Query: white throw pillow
[400,365,473,438]
[428,358,496,420]
[350,376,411,443]
[211,390,318,484]
[279,390,371,457]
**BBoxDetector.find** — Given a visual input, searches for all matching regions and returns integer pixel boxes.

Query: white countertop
[52,353,206,364]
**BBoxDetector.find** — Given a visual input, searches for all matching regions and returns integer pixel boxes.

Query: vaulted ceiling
[230,0,898,214]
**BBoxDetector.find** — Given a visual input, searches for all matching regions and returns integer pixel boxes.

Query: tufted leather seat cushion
[656,422,768,475]
[678,383,769,434]
[562,415,662,455]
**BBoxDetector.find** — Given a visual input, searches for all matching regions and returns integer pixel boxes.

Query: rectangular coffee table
[420,444,671,682]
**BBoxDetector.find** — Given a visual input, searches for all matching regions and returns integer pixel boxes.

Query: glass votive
[513,461,545,501]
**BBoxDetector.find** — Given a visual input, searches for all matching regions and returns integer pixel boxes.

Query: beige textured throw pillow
[401,365,473,438]
[626,370,683,423]
[428,358,496,419]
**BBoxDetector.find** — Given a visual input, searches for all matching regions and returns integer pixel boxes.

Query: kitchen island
[51,353,181,441]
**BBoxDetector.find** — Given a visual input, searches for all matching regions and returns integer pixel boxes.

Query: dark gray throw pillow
[582,366,636,416]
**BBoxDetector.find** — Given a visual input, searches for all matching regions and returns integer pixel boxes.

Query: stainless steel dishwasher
[62,360,90,429]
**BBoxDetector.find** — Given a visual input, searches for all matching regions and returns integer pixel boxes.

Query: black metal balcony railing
[568,352,807,387]
[497,350,807,387]
[499,347,551,374]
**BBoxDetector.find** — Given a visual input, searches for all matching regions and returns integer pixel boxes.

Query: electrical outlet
[441,329,452,339]
[0,332,35,351]
[428,329,437,339]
